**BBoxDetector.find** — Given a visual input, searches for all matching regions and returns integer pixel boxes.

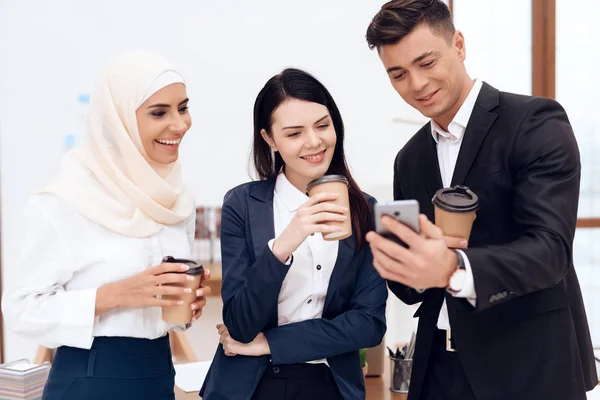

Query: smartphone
[374,200,421,240]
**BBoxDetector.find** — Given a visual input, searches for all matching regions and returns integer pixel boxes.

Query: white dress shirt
[268,173,338,364]
[2,193,195,350]
[430,79,482,330]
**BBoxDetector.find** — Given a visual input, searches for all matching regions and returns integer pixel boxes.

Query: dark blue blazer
[200,179,388,400]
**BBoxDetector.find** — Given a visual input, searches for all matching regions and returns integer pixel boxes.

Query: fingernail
[460,241,468,247]
[341,207,348,212]
[181,264,190,271]
[186,275,195,281]
[184,288,192,293]
[177,300,184,305]
[197,289,204,297]
[191,304,197,310]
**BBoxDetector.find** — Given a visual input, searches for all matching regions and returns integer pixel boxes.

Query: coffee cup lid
[162,256,204,275]
[432,185,479,213]
[183,265,204,276]
[306,174,349,195]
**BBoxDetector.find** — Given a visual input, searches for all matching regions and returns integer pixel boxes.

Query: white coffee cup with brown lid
[431,185,479,240]
[306,174,352,241]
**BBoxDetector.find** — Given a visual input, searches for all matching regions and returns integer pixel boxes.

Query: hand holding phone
[374,200,420,246]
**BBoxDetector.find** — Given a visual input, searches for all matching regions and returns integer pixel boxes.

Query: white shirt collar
[274,172,308,212]
[431,79,483,143]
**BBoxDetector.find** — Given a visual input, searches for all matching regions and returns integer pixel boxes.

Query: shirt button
[307,299,312,304]
[316,264,322,270]
[273,366,280,374]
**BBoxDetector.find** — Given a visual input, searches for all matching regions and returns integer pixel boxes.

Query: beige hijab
[42,51,195,237]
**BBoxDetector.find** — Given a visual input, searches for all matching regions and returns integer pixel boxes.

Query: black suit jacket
[200,180,388,400]
[391,82,597,400]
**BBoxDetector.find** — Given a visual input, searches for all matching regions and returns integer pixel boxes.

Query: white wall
[453,0,532,96]
[0,0,546,363]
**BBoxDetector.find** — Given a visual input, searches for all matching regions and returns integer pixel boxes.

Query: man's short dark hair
[366,0,455,50]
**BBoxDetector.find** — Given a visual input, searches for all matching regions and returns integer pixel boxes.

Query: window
[556,0,600,346]
[453,0,532,95]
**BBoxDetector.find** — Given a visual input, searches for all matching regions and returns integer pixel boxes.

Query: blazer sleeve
[388,151,427,305]
[263,243,388,365]
[463,98,580,311]
[220,188,292,343]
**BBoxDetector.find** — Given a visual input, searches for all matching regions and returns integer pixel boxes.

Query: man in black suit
[364,1,598,399]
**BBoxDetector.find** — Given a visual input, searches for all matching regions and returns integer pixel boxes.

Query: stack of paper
[0,360,50,400]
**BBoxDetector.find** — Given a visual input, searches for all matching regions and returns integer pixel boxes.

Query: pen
[387,346,395,358]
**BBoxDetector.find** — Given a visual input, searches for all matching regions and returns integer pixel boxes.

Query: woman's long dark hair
[252,68,373,249]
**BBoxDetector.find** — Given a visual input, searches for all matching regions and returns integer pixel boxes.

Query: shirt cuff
[59,287,99,349]
[451,250,477,307]
[267,239,293,266]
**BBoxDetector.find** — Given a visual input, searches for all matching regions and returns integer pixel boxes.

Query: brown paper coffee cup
[160,256,204,325]
[306,174,352,241]
[432,185,479,240]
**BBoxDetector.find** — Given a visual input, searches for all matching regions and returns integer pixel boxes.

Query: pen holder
[389,357,412,393]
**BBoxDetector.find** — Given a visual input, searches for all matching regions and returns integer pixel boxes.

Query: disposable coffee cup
[160,256,204,325]
[306,174,352,241]
[432,185,479,240]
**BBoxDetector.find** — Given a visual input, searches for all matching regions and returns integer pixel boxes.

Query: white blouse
[2,193,195,350]
[272,173,338,326]
[269,173,339,364]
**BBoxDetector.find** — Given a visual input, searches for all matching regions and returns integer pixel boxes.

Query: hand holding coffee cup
[271,183,349,263]
[306,175,352,241]
[432,185,479,241]
[94,261,199,317]
[160,256,206,325]
[189,268,211,323]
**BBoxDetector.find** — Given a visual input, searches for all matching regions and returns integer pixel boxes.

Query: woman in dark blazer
[200,68,388,400]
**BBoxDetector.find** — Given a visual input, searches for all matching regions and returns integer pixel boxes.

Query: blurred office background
[0,0,598,384]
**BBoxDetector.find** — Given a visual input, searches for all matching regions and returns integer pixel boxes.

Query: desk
[174,359,407,400]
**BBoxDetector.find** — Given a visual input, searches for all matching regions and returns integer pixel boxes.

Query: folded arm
[264,248,388,365]
[220,189,291,343]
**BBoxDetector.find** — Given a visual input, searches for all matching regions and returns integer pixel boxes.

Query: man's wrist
[447,250,469,294]
[441,249,459,288]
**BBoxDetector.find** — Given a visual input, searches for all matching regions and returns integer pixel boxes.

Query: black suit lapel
[411,124,443,218]
[247,179,279,330]
[248,180,276,261]
[451,82,500,186]
[422,129,444,201]
[323,233,356,313]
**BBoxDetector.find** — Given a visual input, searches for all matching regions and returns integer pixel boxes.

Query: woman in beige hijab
[2,51,209,399]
